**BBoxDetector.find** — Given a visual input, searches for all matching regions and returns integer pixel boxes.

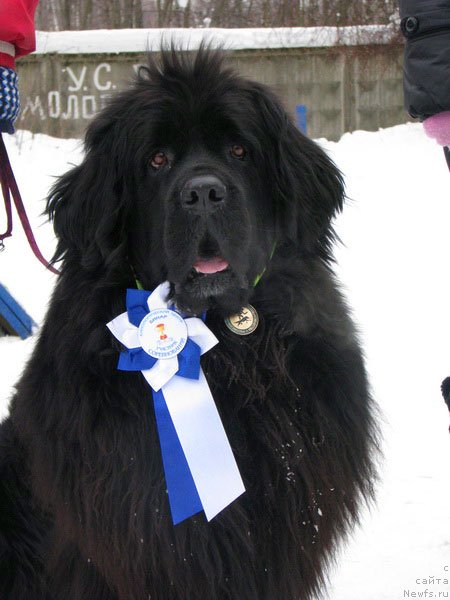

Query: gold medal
[224,305,259,336]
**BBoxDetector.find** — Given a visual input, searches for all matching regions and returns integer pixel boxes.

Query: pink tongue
[193,257,229,274]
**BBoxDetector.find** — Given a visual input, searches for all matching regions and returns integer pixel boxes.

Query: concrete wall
[16,44,407,141]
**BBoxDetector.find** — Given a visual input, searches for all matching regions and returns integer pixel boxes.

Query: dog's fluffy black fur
[0,48,379,600]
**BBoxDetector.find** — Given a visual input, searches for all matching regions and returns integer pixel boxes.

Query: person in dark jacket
[399,0,450,167]
[400,0,450,424]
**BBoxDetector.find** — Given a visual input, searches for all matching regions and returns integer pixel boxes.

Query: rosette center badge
[138,308,188,360]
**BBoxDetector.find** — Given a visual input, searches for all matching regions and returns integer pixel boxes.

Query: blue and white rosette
[106,282,245,525]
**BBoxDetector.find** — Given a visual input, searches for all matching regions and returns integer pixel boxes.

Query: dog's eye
[230,145,246,159]
[150,152,168,169]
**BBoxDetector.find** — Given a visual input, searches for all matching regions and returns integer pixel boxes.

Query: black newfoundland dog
[0,48,378,600]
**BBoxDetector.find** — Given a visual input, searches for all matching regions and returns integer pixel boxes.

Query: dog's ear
[47,109,129,271]
[249,83,345,259]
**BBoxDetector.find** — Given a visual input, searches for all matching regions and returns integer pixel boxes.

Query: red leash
[0,134,59,275]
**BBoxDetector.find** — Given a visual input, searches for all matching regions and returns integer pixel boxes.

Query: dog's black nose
[180,175,227,214]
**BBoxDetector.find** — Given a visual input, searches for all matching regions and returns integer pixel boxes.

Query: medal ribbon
[106,282,245,524]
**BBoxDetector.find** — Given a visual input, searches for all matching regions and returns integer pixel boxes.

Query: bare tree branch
[35,0,400,30]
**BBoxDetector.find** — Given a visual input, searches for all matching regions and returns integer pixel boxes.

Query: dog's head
[48,47,344,316]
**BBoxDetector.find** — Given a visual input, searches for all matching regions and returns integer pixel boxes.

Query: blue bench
[0,283,35,339]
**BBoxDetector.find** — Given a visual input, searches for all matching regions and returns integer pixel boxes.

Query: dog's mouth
[173,234,248,315]
[187,235,231,280]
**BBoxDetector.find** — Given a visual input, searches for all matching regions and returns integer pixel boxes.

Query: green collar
[134,242,276,291]
[252,241,276,288]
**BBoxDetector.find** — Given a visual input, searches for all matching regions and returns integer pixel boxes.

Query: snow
[1,123,449,597]
[0,132,83,326]
[35,25,396,55]
[322,125,450,598]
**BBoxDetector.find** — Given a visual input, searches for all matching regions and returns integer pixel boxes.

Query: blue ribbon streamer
[116,288,204,524]
[153,389,203,524]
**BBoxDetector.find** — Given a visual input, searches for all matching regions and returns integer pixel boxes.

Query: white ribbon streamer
[162,369,245,521]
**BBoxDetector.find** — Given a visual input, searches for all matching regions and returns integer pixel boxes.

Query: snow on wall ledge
[35,25,397,55]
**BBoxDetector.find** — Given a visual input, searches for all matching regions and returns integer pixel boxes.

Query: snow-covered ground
[1,124,449,598]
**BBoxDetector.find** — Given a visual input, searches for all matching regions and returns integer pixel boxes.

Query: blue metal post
[295,104,307,135]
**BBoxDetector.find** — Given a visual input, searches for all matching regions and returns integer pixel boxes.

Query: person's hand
[0,66,20,134]
[423,111,450,147]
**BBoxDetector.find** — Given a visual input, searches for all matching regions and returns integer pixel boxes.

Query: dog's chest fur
[7,268,372,600]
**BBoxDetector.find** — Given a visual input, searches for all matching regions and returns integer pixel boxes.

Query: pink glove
[423,111,450,147]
